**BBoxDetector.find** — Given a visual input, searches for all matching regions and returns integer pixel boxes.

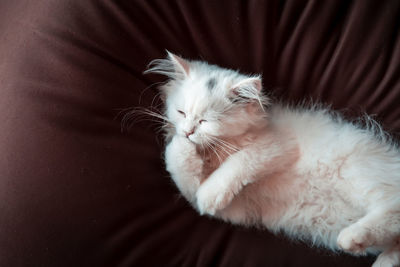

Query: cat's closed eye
[199,119,207,124]
[177,110,186,117]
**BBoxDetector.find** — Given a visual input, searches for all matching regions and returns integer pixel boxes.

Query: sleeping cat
[144,52,400,267]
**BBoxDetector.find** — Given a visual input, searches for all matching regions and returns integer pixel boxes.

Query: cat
[144,51,400,267]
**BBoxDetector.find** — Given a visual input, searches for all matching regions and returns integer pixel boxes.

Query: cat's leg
[372,238,400,267]
[165,135,205,204]
[337,203,400,255]
[196,139,298,215]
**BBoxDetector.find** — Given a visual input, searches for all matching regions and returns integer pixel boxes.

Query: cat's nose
[184,129,195,138]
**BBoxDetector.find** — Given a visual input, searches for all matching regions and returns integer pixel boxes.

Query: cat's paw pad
[372,255,400,267]
[372,251,400,267]
[337,225,373,254]
[196,183,234,216]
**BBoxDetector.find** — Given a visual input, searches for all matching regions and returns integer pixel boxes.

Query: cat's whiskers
[155,122,173,135]
[121,107,171,131]
[138,81,166,106]
[204,135,238,164]
[199,142,206,159]
[207,136,239,157]
[213,137,239,152]
[202,136,223,164]
[205,136,232,159]
[149,91,164,110]
[211,139,233,158]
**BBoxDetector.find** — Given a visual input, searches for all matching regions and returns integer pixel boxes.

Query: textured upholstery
[1,0,399,266]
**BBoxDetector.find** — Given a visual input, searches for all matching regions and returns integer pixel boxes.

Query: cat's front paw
[372,247,400,267]
[196,181,234,216]
[169,135,196,154]
[165,135,200,172]
[337,224,374,254]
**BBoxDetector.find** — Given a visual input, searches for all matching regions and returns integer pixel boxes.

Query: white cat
[144,52,400,267]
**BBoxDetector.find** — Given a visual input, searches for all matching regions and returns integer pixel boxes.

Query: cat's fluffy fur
[145,52,400,267]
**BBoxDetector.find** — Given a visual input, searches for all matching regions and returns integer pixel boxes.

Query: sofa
[1,0,399,266]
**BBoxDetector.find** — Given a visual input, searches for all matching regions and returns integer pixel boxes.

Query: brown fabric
[1,0,399,266]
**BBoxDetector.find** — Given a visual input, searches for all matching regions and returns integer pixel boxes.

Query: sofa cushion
[1,0,398,266]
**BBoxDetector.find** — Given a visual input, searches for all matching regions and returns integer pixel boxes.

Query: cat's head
[145,51,269,145]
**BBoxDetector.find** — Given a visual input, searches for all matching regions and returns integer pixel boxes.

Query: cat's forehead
[192,62,238,85]
[169,78,221,113]
[167,63,243,113]
[180,80,215,109]
[205,77,217,91]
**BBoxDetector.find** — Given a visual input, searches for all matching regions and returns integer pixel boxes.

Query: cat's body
[208,105,399,250]
[146,52,400,266]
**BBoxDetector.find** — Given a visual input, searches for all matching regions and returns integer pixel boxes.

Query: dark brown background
[1,0,399,266]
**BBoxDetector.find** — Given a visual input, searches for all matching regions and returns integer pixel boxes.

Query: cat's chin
[188,137,200,145]
[187,135,202,145]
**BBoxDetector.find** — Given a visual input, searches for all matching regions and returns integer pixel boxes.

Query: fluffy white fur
[145,52,400,267]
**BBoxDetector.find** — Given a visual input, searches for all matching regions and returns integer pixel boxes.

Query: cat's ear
[230,76,263,104]
[144,50,190,80]
[166,51,190,77]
